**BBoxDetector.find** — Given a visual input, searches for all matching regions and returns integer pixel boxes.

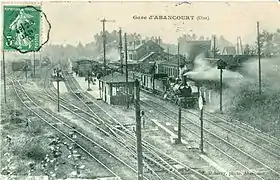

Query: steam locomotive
[163,76,199,108]
[131,71,199,108]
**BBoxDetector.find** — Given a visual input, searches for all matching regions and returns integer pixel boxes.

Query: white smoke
[106,48,120,62]
[209,56,280,113]
[183,54,244,87]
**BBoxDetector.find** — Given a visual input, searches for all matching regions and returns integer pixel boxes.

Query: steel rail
[142,88,280,148]
[64,72,212,180]
[12,79,137,179]
[44,69,160,180]
[61,73,186,180]
[141,100,279,179]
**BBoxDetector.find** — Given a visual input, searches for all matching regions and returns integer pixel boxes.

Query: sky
[2,1,280,47]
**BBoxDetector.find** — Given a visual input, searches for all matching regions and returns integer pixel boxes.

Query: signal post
[135,79,143,180]
[52,68,64,112]
[217,59,226,113]
[199,94,205,153]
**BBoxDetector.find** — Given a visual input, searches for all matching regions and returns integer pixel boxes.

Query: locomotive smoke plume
[106,48,120,62]
[95,47,119,62]
[183,54,244,87]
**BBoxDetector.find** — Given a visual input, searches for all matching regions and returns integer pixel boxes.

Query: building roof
[100,72,135,83]
[139,52,156,62]
[128,40,164,51]
[74,59,93,64]
[186,40,211,45]
[158,54,186,66]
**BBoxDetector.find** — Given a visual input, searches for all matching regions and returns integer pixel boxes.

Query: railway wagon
[130,72,169,95]
[11,60,32,71]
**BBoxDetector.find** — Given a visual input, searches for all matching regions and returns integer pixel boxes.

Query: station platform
[72,74,100,99]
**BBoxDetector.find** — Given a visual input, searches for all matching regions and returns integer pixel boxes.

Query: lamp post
[23,60,31,82]
[86,70,93,91]
[177,98,182,144]
[177,42,180,78]
[217,59,226,113]
[198,94,205,153]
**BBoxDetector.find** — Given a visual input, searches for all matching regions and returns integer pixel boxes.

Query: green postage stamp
[3,5,41,52]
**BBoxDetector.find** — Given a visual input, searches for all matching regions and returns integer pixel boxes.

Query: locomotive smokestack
[179,64,188,80]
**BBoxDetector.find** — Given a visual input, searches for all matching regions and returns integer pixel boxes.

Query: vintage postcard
[1,1,280,180]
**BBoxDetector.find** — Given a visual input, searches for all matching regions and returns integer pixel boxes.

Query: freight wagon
[11,60,32,71]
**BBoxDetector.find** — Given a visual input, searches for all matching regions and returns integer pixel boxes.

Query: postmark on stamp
[3,5,51,53]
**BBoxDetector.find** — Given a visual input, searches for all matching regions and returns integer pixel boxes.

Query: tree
[191,34,197,40]
[243,44,250,55]
[257,30,274,57]
[199,36,205,40]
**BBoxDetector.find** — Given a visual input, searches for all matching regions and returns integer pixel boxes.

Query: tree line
[39,28,280,64]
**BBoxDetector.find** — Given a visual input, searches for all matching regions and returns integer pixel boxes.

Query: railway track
[44,76,165,180]
[140,90,280,159]
[43,68,188,180]
[140,92,280,180]
[142,89,280,152]
[61,71,213,180]
[197,110,280,155]
[11,78,137,180]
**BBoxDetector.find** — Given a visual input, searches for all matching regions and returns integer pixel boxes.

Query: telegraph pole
[177,98,182,144]
[236,36,240,55]
[124,33,129,109]
[119,28,123,74]
[24,59,28,82]
[220,68,223,113]
[33,51,36,77]
[167,47,170,61]
[102,19,106,75]
[213,35,223,113]
[239,36,243,55]
[213,35,216,60]
[257,21,262,94]
[135,79,143,180]
[177,42,180,78]
[101,18,115,75]
[2,50,6,103]
[52,68,64,112]
[57,71,60,112]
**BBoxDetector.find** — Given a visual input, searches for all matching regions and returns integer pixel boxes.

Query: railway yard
[1,65,280,180]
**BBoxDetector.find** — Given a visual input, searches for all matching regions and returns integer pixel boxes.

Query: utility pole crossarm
[101,18,115,76]
[100,19,116,23]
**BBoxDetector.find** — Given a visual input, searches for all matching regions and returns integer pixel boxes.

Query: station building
[99,72,135,105]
